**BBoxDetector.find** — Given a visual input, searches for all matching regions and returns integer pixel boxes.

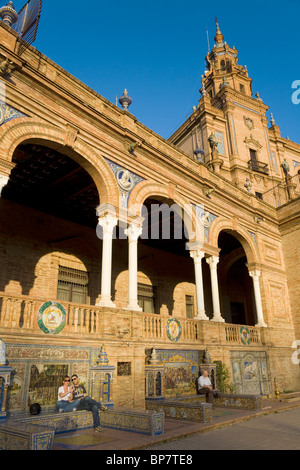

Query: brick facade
[0,20,299,411]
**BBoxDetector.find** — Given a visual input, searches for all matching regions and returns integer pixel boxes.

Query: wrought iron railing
[248,159,269,175]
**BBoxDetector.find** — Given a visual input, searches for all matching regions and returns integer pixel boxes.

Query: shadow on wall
[0,199,101,303]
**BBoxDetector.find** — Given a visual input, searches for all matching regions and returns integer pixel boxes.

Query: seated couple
[55,374,107,432]
[198,369,219,404]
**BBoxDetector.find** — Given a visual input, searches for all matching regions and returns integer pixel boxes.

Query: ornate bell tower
[169,19,291,204]
[201,19,253,99]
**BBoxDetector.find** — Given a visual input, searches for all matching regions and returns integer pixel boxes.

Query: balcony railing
[225,325,261,344]
[0,292,262,346]
[248,159,269,175]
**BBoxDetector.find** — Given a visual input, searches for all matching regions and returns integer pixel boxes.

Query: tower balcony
[248,159,269,175]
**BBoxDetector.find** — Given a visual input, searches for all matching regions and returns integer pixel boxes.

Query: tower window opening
[249,149,257,162]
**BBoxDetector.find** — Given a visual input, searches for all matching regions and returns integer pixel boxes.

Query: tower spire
[201,19,253,101]
[214,17,224,45]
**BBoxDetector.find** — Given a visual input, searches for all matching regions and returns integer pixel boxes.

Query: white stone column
[125,224,143,311]
[249,270,267,327]
[0,175,9,196]
[206,256,224,322]
[190,250,209,320]
[97,214,118,308]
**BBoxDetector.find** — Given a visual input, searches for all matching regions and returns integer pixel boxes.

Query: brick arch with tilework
[208,216,260,266]
[127,180,205,245]
[0,118,120,207]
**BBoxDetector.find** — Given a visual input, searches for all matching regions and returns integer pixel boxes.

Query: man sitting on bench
[198,369,219,405]
[70,374,108,433]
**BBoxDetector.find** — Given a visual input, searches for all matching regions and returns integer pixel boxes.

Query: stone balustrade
[0,292,262,346]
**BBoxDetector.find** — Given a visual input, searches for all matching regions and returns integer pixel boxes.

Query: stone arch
[208,217,260,265]
[0,118,120,206]
[128,181,204,244]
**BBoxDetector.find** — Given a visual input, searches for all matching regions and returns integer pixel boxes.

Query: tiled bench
[100,407,164,436]
[175,393,262,410]
[0,422,55,450]
[0,407,164,449]
[146,392,262,424]
[214,393,262,410]
[146,400,212,423]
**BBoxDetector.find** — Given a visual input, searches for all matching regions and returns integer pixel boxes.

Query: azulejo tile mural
[6,343,98,413]
[152,349,203,397]
[230,350,271,395]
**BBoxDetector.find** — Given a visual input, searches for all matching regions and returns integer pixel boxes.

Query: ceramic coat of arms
[38,301,66,335]
[240,326,251,345]
[166,318,182,342]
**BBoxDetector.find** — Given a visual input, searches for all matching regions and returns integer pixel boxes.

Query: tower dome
[0,1,18,27]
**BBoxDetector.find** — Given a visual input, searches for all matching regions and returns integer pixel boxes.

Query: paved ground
[142,407,300,450]
[52,396,300,451]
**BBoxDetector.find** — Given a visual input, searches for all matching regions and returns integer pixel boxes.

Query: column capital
[98,213,118,235]
[125,223,143,242]
[190,249,205,263]
[248,270,261,280]
[206,255,219,269]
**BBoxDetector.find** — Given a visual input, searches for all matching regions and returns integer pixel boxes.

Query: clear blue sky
[12,0,300,143]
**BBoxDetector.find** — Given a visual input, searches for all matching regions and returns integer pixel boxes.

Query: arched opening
[3,142,100,227]
[218,231,256,325]
[0,141,102,299]
[134,196,194,317]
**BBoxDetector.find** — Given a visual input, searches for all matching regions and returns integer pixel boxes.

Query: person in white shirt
[55,376,80,413]
[198,369,218,404]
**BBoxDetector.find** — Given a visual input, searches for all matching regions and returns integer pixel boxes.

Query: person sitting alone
[198,369,219,404]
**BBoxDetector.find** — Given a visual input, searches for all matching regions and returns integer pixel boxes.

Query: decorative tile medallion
[193,204,218,242]
[248,231,257,246]
[104,158,144,208]
[240,326,251,345]
[37,301,66,335]
[166,318,182,342]
[0,103,27,126]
